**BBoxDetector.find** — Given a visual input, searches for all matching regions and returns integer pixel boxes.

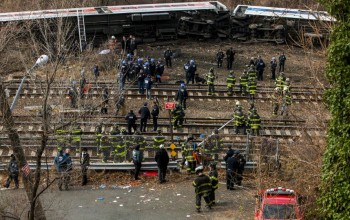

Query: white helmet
[235,101,241,106]
[159,144,164,148]
[111,36,116,39]
[195,166,204,173]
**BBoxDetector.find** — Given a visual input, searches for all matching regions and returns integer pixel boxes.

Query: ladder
[77,10,86,52]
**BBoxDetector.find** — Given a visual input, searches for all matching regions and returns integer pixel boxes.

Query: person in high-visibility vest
[171,104,185,129]
[181,134,194,168]
[153,129,166,149]
[185,142,197,174]
[275,72,286,92]
[248,108,261,136]
[133,131,147,152]
[206,128,223,161]
[272,88,282,116]
[205,68,216,96]
[226,71,236,96]
[247,64,257,82]
[208,162,218,205]
[281,87,292,116]
[247,78,257,101]
[233,106,246,134]
[95,124,103,156]
[113,128,128,163]
[71,125,83,153]
[55,128,68,151]
[239,71,248,96]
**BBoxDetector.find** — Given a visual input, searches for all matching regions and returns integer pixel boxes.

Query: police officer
[153,128,166,149]
[226,47,235,70]
[278,52,286,72]
[226,152,239,190]
[175,83,188,110]
[151,100,160,131]
[226,71,236,96]
[234,106,246,134]
[208,162,218,205]
[164,47,173,68]
[270,57,277,80]
[171,104,185,129]
[193,166,212,213]
[80,148,90,186]
[255,55,266,81]
[187,60,197,84]
[144,74,153,100]
[71,125,83,154]
[236,152,246,186]
[3,154,19,189]
[138,102,151,132]
[125,110,137,135]
[239,71,248,96]
[183,60,190,81]
[155,60,165,83]
[206,68,216,96]
[223,146,234,163]
[216,49,225,68]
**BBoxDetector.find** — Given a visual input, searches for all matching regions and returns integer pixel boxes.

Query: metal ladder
[77,10,86,52]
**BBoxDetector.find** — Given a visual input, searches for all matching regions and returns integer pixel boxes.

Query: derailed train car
[0,1,334,46]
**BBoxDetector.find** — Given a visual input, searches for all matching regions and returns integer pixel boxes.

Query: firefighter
[248,108,261,136]
[206,128,223,161]
[134,131,147,152]
[95,123,103,156]
[239,71,248,96]
[171,104,185,129]
[193,166,212,213]
[275,72,286,92]
[281,87,292,116]
[234,100,242,113]
[55,127,68,151]
[206,68,216,96]
[114,129,128,163]
[208,162,218,205]
[247,77,257,101]
[185,142,197,174]
[283,78,291,92]
[226,71,236,96]
[100,135,110,163]
[216,49,225,68]
[234,106,246,134]
[181,134,194,169]
[110,123,121,162]
[71,125,83,153]
[175,83,188,110]
[153,128,166,149]
[247,64,257,81]
[272,88,282,116]
[248,101,255,117]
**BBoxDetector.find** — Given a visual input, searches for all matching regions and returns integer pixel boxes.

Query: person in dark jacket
[3,154,19,189]
[255,55,266,81]
[138,102,151,132]
[175,83,188,110]
[193,166,212,213]
[125,110,137,135]
[208,162,218,205]
[54,150,67,191]
[164,48,173,68]
[151,100,160,131]
[223,146,234,163]
[144,74,153,100]
[155,144,170,184]
[80,148,90,186]
[132,145,143,180]
[226,152,240,190]
[236,152,246,186]
[226,47,235,70]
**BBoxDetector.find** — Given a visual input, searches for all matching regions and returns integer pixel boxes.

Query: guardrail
[220,161,257,170]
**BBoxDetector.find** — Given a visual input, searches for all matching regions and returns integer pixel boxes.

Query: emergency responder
[283,78,291,92]
[139,102,151,132]
[80,148,90,186]
[71,125,83,154]
[236,152,246,186]
[234,101,242,113]
[208,162,218,205]
[247,77,257,101]
[247,64,257,81]
[248,108,261,136]
[175,83,188,110]
[155,60,165,83]
[164,47,173,68]
[270,57,277,80]
[100,135,110,163]
[132,145,143,180]
[153,128,166,149]
[3,154,19,189]
[281,87,292,116]
[226,71,236,96]
[206,128,223,161]
[275,72,286,92]
[185,142,197,174]
[181,134,194,168]
[114,129,128,163]
[134,131,147,152]
[226,152,239,190]
[54,150,67,191]
[95,123,103,156]
[193,166,212,213]
[171,104,185,129]
[183,60,190,80]
[206,68,216,96]
[155,144,170,183]
[125,110,137,134]
[151,100,160,131]
[223,146,234,163]
[68,87,77,108]
[272,88,282,116]
[234,106,246,134]
[187,60,197,84]
[110,123,121,162]
[255,55,266,81]
[226,47,235,70]
[248,101,255,117]
[278,52,286,72]
[55,127,68,151]
[216,49,225,68]
[239,71,248,96]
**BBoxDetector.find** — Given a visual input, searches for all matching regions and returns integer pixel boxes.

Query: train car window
[155,5,169,7]
[95,8,104,14]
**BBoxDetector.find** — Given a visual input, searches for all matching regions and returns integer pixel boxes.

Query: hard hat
[250,64,255,68]
[251,57,254,60]
[286,78,290,81]
[159,144,164,148]
[180,83,185,88]
[229,70,234,74]
[235,101,241,106]
[111,36,116,39]
[195,166,204,173]
[209,68,214,72]
[272,57,276,60]
[283,86,288,91]
[190,60,195,64]
[122,60,127,65]
[127,53,131,58]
